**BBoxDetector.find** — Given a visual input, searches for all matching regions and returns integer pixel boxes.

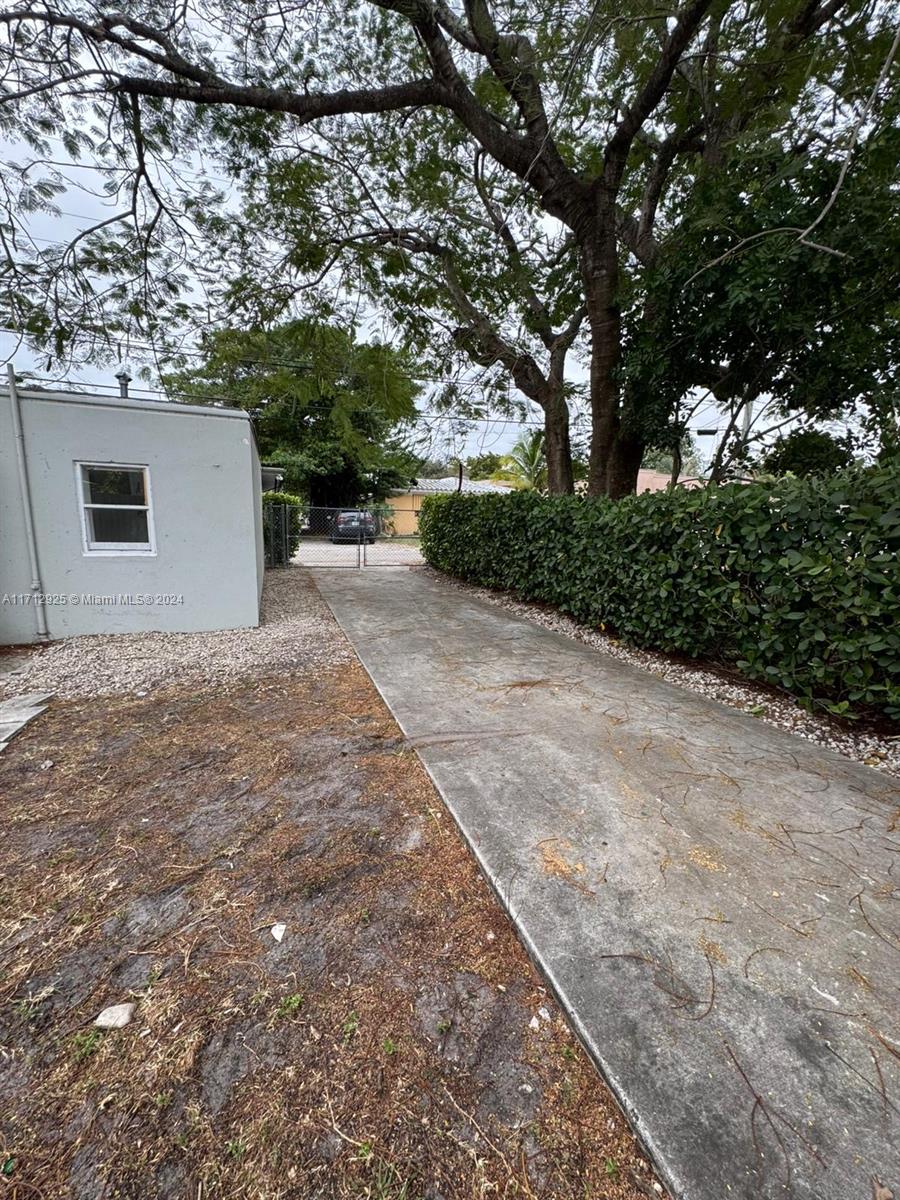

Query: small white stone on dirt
[538,1006,551,1022]
[39,759,54,771]
[485,930,496,941]
[94,1002,135,1029]
[529,1016,540,1031]
[271,923,286,943]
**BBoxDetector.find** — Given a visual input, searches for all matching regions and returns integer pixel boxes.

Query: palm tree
[497,430,546,490]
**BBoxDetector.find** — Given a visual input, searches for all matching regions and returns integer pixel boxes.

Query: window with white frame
[77,463,155,554]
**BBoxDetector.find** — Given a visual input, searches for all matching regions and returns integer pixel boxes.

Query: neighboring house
[1,384,264,644]
[636,469,676,493]
[636,470,704,492]
[574,471,703,495]
[387,476,513,535]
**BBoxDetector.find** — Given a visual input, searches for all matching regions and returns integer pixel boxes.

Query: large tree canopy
[1,0,896,495]
[621,98,900,477]
[164,320,421,506]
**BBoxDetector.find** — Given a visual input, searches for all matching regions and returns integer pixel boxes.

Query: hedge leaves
[419,467,900,719]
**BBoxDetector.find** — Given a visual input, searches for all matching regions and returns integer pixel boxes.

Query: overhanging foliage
[2,0,895,497]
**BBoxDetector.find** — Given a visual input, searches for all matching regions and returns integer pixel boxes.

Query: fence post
[264,506,273,568]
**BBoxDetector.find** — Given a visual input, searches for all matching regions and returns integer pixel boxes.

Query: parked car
[331,510,377,544]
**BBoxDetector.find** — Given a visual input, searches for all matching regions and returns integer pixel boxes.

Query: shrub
[419,465,900,719]
[761,428,853,477]
[262,490,303,561]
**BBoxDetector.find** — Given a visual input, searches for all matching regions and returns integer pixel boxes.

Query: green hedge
[419,466,900,719]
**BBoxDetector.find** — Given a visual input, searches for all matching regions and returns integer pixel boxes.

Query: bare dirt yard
[0,570,661,1200]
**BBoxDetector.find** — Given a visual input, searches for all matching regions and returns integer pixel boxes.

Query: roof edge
[3,386,251,422]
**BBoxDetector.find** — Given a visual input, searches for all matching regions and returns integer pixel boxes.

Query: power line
[0,326,553,395]
[11,373,549,426]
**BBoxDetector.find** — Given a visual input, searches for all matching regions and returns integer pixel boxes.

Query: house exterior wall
[251,439,264,603]
[1,388,262,644]
[1,392,33,644]
[387,493,421,536]
[387,483,512,535]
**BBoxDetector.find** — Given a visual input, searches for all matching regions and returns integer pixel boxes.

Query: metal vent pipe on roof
[115,367,132,398]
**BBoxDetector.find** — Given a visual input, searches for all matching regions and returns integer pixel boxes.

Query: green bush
[419,466,900,719]
[761,428,853,477]
[262,490,303,561]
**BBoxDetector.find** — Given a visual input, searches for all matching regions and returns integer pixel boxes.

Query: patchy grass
[0,650,661,1199]
[71,1029,104,1061]
[273,993,304,1020]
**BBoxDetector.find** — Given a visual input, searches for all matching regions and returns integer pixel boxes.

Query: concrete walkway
[315,568,899,1200]
[0,691,51,752]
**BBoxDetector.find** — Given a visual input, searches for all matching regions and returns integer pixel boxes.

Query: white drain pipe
[7,364,49,641]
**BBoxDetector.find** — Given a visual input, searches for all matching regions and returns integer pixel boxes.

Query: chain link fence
[263,503,296,567]
[292,506,423,567]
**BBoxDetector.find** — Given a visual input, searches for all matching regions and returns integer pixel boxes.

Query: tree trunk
[543,386,574,494]
[605,435,643,497]
[580,204,644,499]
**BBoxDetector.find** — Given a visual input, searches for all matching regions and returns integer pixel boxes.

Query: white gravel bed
[420,567,900,778]
[0,567,353,700]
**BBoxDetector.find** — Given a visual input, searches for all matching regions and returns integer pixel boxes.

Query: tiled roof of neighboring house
[395,477,514,495]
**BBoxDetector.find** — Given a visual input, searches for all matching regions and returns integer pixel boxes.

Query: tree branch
[460,0,549,139]
[472,149,555,348]
[112,72,451,123]
[0,67,105,101]
[637,126,703,252]
[395,0,574,203]
[431,0,480,52]
[604,0,714,187]
[796,20,900,248]
[336,223,554,403]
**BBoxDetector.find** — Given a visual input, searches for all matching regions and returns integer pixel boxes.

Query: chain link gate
[263,503,294,567]
[293,506,423,568]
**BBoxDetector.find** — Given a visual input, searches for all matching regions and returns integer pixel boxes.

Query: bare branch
[0,67,105,101]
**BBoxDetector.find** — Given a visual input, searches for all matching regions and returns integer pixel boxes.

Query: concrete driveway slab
[314,567,899,1200]
[0,692,51,750]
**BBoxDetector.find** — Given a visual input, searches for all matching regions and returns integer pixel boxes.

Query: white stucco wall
[250,438,265,603]
[1,388,262,643]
